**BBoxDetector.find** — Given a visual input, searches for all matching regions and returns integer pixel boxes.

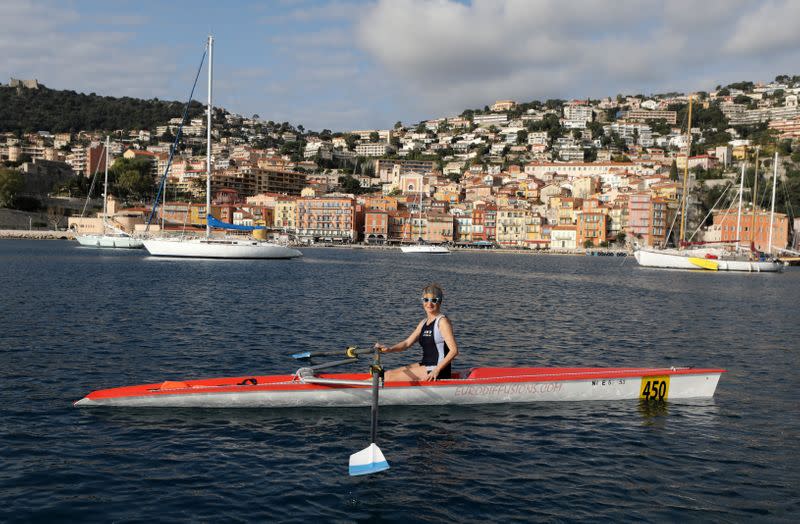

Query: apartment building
[563,104,593,123]
[273,198,298,230]
[496,207,530,247]
[364,210,389,244]
[355,143,394,157]
[577,211,608,246]
[525,212,549,248]
[624,109,678,125]
[550,225,578,249]
[296,196,362,242]
[552,197,583,225]
[525,161,639,180]
[473,113,508,126]
[472,204,497,242]
[627,193,668,247]
[491,100,516,112]
[351,129,394,143]
[711,207,789,252]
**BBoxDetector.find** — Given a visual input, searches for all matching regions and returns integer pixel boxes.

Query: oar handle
[345,346,377,358]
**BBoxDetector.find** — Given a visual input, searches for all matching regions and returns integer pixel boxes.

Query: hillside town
[2,76,800,252]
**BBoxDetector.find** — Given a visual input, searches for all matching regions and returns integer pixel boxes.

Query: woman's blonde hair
[422,283,444,300]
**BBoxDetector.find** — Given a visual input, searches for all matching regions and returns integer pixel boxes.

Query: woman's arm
[426,317,458,381]
[375,319,425,353]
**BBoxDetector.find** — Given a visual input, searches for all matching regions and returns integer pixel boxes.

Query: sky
[4,0,800,132]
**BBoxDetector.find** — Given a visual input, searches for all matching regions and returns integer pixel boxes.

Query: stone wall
[0,229,74,240]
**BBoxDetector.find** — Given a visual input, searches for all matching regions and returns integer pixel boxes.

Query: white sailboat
[634,98,780,272]
[400,183,450,254]
[142,36,301,260]
[75,136,144,249]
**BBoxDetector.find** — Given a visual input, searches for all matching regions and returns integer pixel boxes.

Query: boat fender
[238,378,258,386]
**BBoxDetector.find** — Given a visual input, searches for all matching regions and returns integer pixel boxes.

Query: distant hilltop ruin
[6,78,41,89]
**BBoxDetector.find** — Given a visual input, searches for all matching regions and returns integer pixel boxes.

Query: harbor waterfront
[1,239,799,521]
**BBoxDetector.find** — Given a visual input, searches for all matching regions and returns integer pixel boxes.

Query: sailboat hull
[75,234,144,249]
[634,248,782,272]
[143,238,302,259]
[400,245,450,254]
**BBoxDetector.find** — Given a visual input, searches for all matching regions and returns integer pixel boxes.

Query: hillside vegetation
[0,85,205,133]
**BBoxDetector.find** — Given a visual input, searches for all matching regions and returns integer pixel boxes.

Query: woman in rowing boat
[375,283,459,381]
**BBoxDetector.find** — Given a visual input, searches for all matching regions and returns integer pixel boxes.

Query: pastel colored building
[710,207,789,253]
[296,196,363,242]
[364,210,389,244]
[577,212,608,246]
[550,225,578,249]
[496,207,530,247]
[627,193,669,247]
[273,199,298,230]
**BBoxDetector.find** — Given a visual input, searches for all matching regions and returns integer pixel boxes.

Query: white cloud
[355,0,800,121]
[723,0,800,55]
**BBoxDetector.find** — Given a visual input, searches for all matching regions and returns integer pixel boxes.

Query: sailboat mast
[768,151,778,254]
[102,136,109,224]
[735,154,745,250]
[206,35,214,239]
[679,96,693,246]
[749,146,760,247]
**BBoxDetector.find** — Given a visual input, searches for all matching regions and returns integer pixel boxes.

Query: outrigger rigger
[75,347,726,475]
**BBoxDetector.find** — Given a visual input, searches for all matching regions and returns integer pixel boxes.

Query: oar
[291,346,373,360]
[349,351,390,476]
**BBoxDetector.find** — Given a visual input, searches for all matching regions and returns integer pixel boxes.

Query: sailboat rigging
[634,96,782,272]
[142,36,301,259]
[400,176,449,254]
[74,136,144,249]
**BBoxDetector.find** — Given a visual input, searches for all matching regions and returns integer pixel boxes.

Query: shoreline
[0,230,632,257]
[0,229,75,240]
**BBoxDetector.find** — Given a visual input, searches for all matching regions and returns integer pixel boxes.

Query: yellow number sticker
[640,376,670,401]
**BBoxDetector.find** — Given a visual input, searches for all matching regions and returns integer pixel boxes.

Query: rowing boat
[74,366,724,408]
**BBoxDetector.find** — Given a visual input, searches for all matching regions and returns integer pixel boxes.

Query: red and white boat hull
[74,367,724,408]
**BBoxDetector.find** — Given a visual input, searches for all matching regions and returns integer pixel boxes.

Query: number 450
[641,378,668,401]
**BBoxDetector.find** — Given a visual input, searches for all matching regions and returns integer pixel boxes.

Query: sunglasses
[421,297,441,304]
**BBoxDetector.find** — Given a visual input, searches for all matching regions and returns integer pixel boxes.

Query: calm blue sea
[1,240,798,522]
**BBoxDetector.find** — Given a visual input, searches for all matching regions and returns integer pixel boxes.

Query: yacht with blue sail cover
[142,35,301,260]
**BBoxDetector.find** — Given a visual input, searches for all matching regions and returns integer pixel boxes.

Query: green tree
[669,160,679,181]
[109,157,156,202]
[616,231,626,246]
[0,168,24,207]
[369,131,380,143]
[583,239,594,249]
[516,129,528,145]
[587,121,604,139]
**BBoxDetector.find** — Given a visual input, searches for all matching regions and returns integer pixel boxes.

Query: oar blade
[291,351,312,359]
[349,443,389,476]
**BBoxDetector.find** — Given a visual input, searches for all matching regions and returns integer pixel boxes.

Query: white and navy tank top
[419,315,451,378]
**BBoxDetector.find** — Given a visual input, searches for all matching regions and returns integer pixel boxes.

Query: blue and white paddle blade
[349,443,389,476]
[291,351,311,359]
